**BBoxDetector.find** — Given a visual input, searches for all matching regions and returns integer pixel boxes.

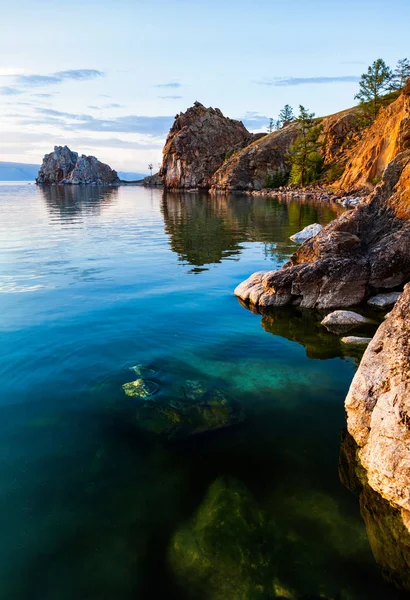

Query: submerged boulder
[321,310,372,333]
[36,145,119,185]
[134,387,244,440]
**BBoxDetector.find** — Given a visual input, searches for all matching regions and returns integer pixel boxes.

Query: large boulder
[36,145,119,185]
[345,283,410,522]
[159,102,256,189]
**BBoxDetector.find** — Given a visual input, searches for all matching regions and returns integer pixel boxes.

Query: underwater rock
[340,431,410,592]
[290,223,322,243]
[122,378,159,399]
[134,388,244,440]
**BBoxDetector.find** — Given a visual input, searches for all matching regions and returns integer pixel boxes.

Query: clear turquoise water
[0,183,406,599]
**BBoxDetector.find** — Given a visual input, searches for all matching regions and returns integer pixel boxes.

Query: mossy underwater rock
[122,378,159,399]
[134,388,244,440]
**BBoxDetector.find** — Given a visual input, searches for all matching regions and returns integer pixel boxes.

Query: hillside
[0,161,40,181]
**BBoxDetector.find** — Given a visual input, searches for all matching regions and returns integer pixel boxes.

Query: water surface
[0,183,406,599]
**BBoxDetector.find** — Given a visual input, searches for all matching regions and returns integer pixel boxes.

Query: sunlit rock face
[159,102,257,189]
[36,146,119,185]
[339,80,410,191]
[345,284,410,521]
[340,431,410,592]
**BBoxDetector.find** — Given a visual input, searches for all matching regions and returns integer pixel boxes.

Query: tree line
[265,57,410,186]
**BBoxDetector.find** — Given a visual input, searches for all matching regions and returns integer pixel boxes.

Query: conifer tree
[286,106,323,186]
[390,58,410,90]
[277,104,294,128]
[355,58,393,123]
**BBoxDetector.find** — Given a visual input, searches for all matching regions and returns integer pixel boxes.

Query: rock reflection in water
[38,183,118,222]
[340,430,410,593]
[161,191,344,270]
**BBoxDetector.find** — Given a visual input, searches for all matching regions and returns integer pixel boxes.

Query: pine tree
[286,106,323,186]
[355,58,393,123]
[267,118,275,134]
[390,58,410,90]
[277,104,294,128]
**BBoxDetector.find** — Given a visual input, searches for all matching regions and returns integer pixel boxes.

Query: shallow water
[0,183,407,599]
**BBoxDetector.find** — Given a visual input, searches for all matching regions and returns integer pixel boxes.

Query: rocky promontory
[36,146,120,185]
[235,83,410,309]
[159,102,261,189]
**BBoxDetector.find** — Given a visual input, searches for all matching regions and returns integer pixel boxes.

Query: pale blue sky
[0,0,409,171]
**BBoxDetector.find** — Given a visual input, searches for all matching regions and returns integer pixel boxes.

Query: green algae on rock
[122,379,159,399]
[134,388,244,440]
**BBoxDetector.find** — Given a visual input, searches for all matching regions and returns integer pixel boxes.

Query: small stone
[290,223,322,243]
[367,292,401,309]
[322,310,372,328]
[341,336,373,345]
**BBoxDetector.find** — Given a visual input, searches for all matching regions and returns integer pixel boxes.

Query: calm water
[0,183,406,600]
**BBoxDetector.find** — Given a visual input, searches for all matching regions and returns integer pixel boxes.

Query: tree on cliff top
[286,106,323,187]
[355,58,393,124]
[390,58,410,91]
[277,105,295,129]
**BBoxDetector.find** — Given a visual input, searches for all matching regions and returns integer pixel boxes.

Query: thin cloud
[0,86,23,95]
[154,82,182,88]
[239,111,269,129]
[105,103,123,108]
[158,95,182,99]
[19,107,174,137]
[257,75,360,86]
[15,69,104,88]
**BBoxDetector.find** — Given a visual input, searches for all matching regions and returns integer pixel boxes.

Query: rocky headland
[36,145,120,185]
[234,82,410,309]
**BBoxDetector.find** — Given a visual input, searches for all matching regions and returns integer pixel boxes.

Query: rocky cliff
[339,81,410,191]
[36,146,119,185]
[209,106,359,191]
[159,102,259,189]
[235,86,410,309]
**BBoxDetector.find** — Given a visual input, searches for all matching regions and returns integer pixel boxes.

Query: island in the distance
[36,145,120,185]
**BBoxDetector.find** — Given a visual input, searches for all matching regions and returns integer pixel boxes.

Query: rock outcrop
[159,102,256,189]
[210,106,359,191]
[36,146,119,185]
[339,81,410,191]
[345,284,410,522]
[235,86,410,310]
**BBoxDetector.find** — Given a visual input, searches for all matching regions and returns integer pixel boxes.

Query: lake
[0,183,406,599]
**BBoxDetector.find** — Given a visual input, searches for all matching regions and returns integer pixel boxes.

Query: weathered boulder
[36,145,119,185]
[321,310,372,331]
[367,291,401,309]
[345,284,410,523]
[143,173,162,187]
[290,223,322,243]
[159,102,255,189]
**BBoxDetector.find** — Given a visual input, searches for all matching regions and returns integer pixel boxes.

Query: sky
[0,0,409,173]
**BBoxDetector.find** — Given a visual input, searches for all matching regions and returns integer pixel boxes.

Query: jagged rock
[345,283,410,522]
[290,223,322,243]
[367,291,401,309]
[321,310,372,331]
[159,102,255,189]
[235,91,410,309]
[36,145,119,185]
[341,336,372,345]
